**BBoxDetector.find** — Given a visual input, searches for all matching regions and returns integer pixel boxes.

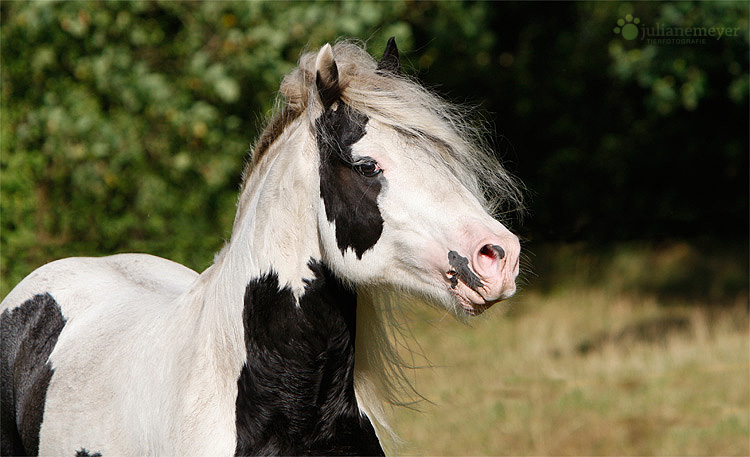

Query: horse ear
[377,37,401,74]
[315,43,340,109]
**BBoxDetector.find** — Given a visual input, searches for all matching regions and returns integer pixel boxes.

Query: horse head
[299,40,522,316]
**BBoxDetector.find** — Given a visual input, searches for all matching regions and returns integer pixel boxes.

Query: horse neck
[185,115,323,367]
[224,115,321,298]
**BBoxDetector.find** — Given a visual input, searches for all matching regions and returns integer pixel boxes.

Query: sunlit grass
[388,241,749,456]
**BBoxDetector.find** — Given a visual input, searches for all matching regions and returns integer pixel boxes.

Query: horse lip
[463,301,495,316]
[446,276,496,315]
[453,288,498,315]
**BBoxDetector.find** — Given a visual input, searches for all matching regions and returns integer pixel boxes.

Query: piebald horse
[1,39,522,456]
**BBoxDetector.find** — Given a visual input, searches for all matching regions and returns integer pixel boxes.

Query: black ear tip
[377,37,401,74]
[383,37,398,57]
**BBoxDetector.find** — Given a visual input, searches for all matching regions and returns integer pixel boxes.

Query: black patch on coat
[316,103,384,259]
[75,448,102,457]
[448,251,483,291]
[234,260,384,456]
[1,293,66,456]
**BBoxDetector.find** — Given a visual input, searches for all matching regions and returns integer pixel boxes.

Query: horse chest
[234,260,383,456]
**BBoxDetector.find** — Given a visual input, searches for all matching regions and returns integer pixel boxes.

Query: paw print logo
[614,14,640,40]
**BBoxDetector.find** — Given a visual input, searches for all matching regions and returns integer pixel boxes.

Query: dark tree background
[1,1,747,294]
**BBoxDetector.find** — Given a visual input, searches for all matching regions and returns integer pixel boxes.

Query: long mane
[244,39,524,445]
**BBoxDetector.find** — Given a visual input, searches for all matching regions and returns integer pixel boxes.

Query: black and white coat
[1,40,521,456]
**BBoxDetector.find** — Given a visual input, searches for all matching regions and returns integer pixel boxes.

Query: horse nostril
[480,244,505,261]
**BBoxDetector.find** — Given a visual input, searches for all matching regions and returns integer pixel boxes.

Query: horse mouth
[445,267,498,316]
[447,279,499,315]
[459,298,496,316]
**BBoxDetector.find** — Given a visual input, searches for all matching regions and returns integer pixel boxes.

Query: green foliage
[446,2,749,240]
[0,0,483,294]
[606,3,749,113]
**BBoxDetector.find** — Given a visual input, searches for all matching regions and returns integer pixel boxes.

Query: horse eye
[353,159,382,177]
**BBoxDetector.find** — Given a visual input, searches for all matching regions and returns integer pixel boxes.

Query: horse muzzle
[445,234,520,315]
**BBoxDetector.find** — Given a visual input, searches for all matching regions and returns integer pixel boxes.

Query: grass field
[387,240,749,456]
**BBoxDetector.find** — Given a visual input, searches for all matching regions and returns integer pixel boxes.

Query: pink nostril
[475,243,506,278]
[480,244,505,261]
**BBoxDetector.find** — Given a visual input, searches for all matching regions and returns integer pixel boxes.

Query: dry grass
[387,241,749,456]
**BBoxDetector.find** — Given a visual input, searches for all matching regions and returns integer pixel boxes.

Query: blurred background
[1,2,747,455]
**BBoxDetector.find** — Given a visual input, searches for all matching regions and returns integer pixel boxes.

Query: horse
[0,38,522,456]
